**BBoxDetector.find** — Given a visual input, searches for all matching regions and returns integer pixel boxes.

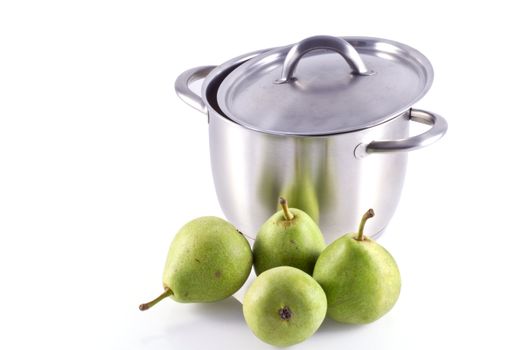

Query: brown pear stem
[139,288,173,311]
[279,197,294,220]
[356,209,375,241]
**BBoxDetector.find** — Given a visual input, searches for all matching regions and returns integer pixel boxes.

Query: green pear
[254,197,325,275]
[243,266,327,347]
[313,209,401,324]
[139,216,252,310]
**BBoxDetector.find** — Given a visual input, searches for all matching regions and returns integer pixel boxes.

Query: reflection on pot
[279,170,320,224]
[275,138,327,223]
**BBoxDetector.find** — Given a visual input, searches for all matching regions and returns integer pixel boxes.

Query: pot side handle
[174,66,216,114]
[355,109,448,158]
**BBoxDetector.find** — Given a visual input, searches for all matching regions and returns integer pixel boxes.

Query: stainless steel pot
[175,36,448,243]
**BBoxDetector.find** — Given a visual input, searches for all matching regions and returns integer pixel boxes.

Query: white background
[1,1,526,349]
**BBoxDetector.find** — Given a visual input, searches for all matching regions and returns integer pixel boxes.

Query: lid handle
[275,35,374,84]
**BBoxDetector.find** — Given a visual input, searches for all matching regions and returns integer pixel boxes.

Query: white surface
[1,1,526,349]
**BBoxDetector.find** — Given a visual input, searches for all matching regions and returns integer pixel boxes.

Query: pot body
[208,109,409,242]
[175,48,447,244]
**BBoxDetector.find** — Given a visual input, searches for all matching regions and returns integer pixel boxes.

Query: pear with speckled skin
[139,216,252,310]
[243,266,327,347]
[313,209,401,324]
[253,197,325,275]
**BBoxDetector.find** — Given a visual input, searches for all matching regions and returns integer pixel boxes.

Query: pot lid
[217,36,433,135]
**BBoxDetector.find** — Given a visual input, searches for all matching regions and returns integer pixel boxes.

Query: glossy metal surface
[175,66,215,114]
[174,49,270,115]
[354,108,448,157]
[275,35,372,84]
[175,42,447,242]
[217,36,434,136]
[207,109,409,242]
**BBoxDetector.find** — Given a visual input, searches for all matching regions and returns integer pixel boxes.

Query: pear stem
[139,288,173,311]
[356,209,375,241]
[279,197,294,221]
